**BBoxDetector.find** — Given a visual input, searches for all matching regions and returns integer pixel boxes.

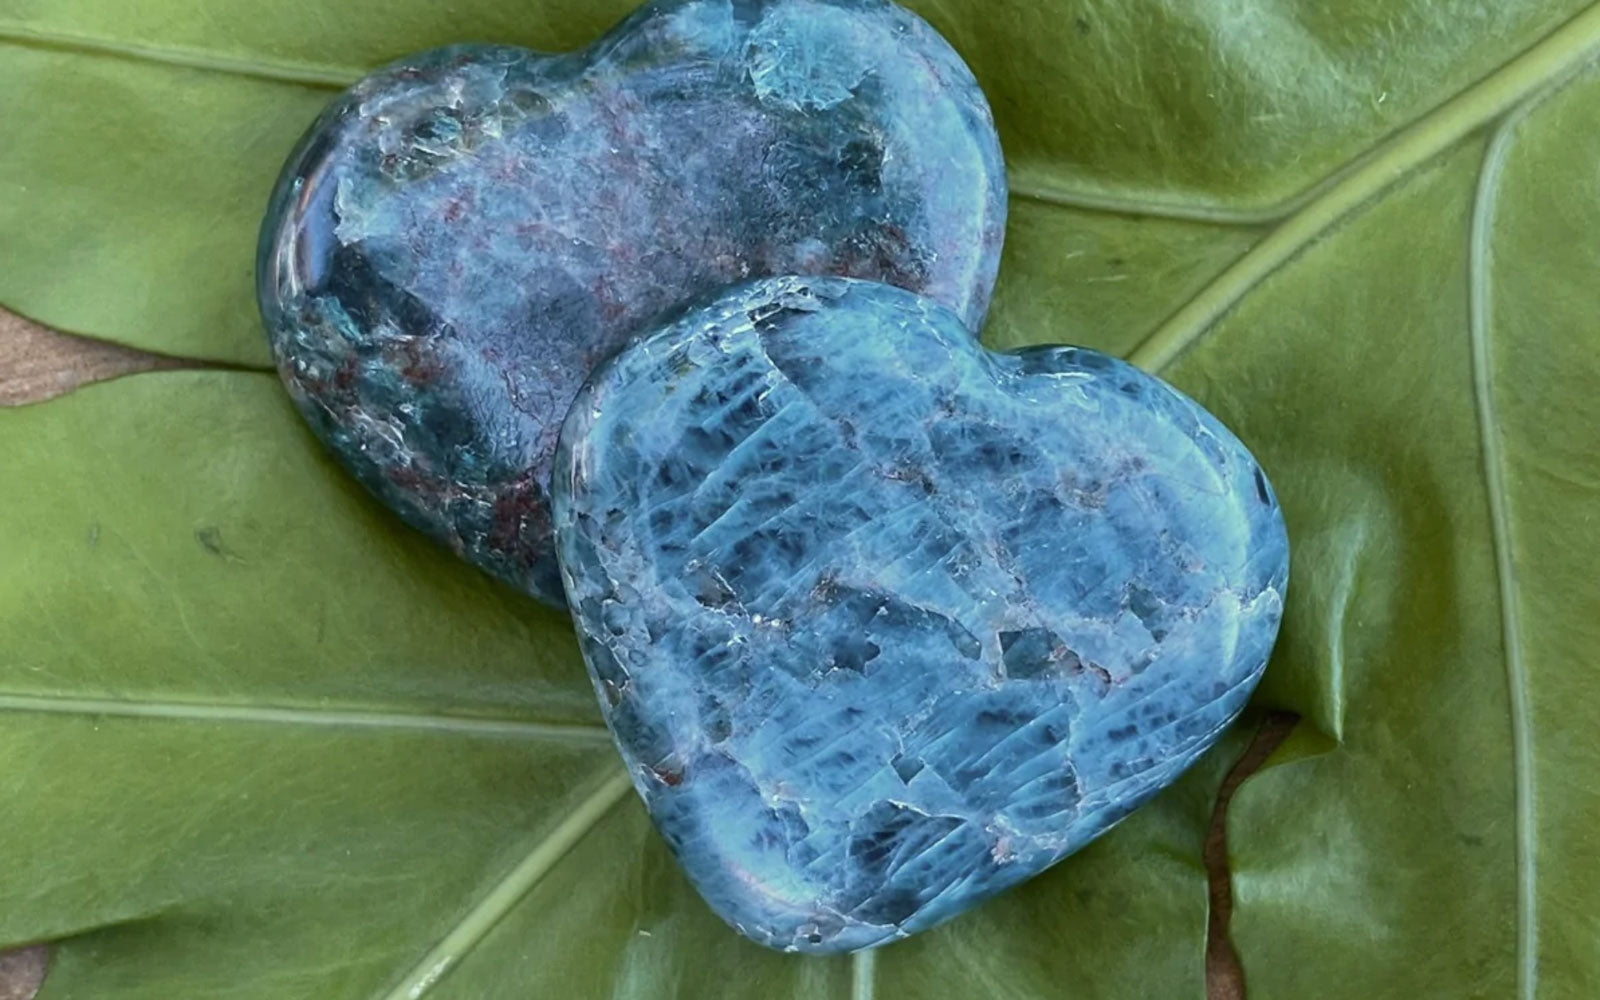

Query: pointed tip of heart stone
[257,0,1006,606]
[554,276,1288,953]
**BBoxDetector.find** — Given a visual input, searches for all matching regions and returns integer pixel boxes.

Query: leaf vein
[851,946,878,1000]
[0,21,357,89]
[1124,0,1600,374]
[1470,103,1541,1000]
[380,768,633,1000]
[0,692,611,743]
[1009,172,1285,226]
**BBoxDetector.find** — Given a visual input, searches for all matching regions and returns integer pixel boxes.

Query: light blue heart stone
[553,277,1289,953]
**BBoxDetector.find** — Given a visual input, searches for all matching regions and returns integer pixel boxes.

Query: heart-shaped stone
[554,277,1289,952]
[258,0,1006,605]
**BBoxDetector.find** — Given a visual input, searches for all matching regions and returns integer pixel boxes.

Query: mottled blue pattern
[554,277,1289,952]
[258,0,1006,605]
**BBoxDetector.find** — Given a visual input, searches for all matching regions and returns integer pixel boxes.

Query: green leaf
[1218,63,1600,998]
[3,1,1600,998]
[0,372,1241,997]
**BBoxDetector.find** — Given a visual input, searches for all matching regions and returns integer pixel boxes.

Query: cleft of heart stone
[258,0,1006,605]
[553,276,1290,953]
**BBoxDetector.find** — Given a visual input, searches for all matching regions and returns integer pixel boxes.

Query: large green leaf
[3,1,1600,998]
[1219,66,1600,998]
[0,372,1243,997]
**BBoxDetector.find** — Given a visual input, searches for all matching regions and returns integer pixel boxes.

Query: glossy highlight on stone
[258,0,1007,605]
[554,277,1289,953]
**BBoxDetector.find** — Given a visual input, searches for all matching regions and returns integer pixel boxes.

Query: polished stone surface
[258,0,1006,605]
[554,277,1290,953]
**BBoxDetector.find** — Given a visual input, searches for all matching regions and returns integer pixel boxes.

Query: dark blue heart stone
[554,277,1289,952]
[258,0,1006,605]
